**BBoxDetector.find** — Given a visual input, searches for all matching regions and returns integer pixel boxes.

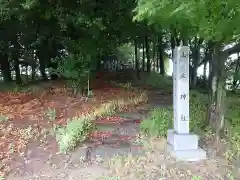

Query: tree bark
[170,34,175,59]
[158,34,165,75]
[142,41,145,71]
[232,53,240,92]
[145,36,151,72]
[191,38,201,88]
[13,56,22,85]
[0,52,12,82]
[152,37,157,72]
[208,43,226,140]
[37,49,48,80]
[134,39,140,80]
[203,60,208,87]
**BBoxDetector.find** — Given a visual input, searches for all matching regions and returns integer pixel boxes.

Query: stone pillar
[167,46,206,161]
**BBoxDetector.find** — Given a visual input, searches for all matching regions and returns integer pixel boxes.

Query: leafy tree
[134,0,240,136]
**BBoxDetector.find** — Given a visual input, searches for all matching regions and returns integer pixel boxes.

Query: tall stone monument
[167,46,206,161]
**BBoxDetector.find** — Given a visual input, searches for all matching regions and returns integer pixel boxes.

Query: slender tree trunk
[203,61,207,81]
[145,36,151,72]
[152,37,157,72]
[158,34,165,75]
[191,50,200,88]
[232,53,240,92]
[14,56,22,85]
[208,43,226,141]
[0,52,12,82]
[142,41,145,71]
[134,39,140,79]
[170,34,175,59]
[37,50,48,80]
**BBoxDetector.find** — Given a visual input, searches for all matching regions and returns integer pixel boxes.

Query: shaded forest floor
[0,74,239,180]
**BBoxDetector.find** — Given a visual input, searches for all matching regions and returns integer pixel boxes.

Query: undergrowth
[140,108,173,137]
[56,116,94,153]
[56,90,148,153]
[139,73,240,164]
[141,89,240,164]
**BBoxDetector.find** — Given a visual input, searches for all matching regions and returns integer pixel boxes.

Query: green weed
[56,116,94,153]
[45,108,56,121]
[0,115,8,122]
[140,108,173,137]
[191,176,202,180]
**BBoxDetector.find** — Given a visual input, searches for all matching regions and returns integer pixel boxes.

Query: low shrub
[140,108,173,137]
[140,91,208,137]
[56,115,94,153]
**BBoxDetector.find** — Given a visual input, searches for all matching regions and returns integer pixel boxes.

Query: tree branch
[222,43,240,58]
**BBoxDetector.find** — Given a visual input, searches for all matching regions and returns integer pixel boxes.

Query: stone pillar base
[167,129,206,161]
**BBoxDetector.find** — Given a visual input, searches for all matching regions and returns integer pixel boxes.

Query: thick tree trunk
[208,43,226,140]
[134,39,140,80]
[145,36,151,72]
[158,34,165,75]
[142,41,145,71]
[0,52,12,82]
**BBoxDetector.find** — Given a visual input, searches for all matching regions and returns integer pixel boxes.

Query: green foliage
[140,108,173,137]
[138,72,173,90]
[56,116,94,153]
[0,176,4,180]
[191,176,202,180]
[51,53,90,95]
[116,43,134,65]
[225,132,240,161]
[140,91,209,137]
[189,91,208,131]
[134,0,240,42]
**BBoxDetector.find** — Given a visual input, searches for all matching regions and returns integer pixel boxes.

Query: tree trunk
[152,37,157,72]
[191,51,200,88]
[170,34,175,59]
[145,36,151,72]
[0,52,12,82]
[232,53,240,92]
[142,41,145,71]
[158,34,165,75]
[203,61,207,82]
[208,43,226,141]
[14,57,22,85]
[37,50,48,80]
[134,39,140,80]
